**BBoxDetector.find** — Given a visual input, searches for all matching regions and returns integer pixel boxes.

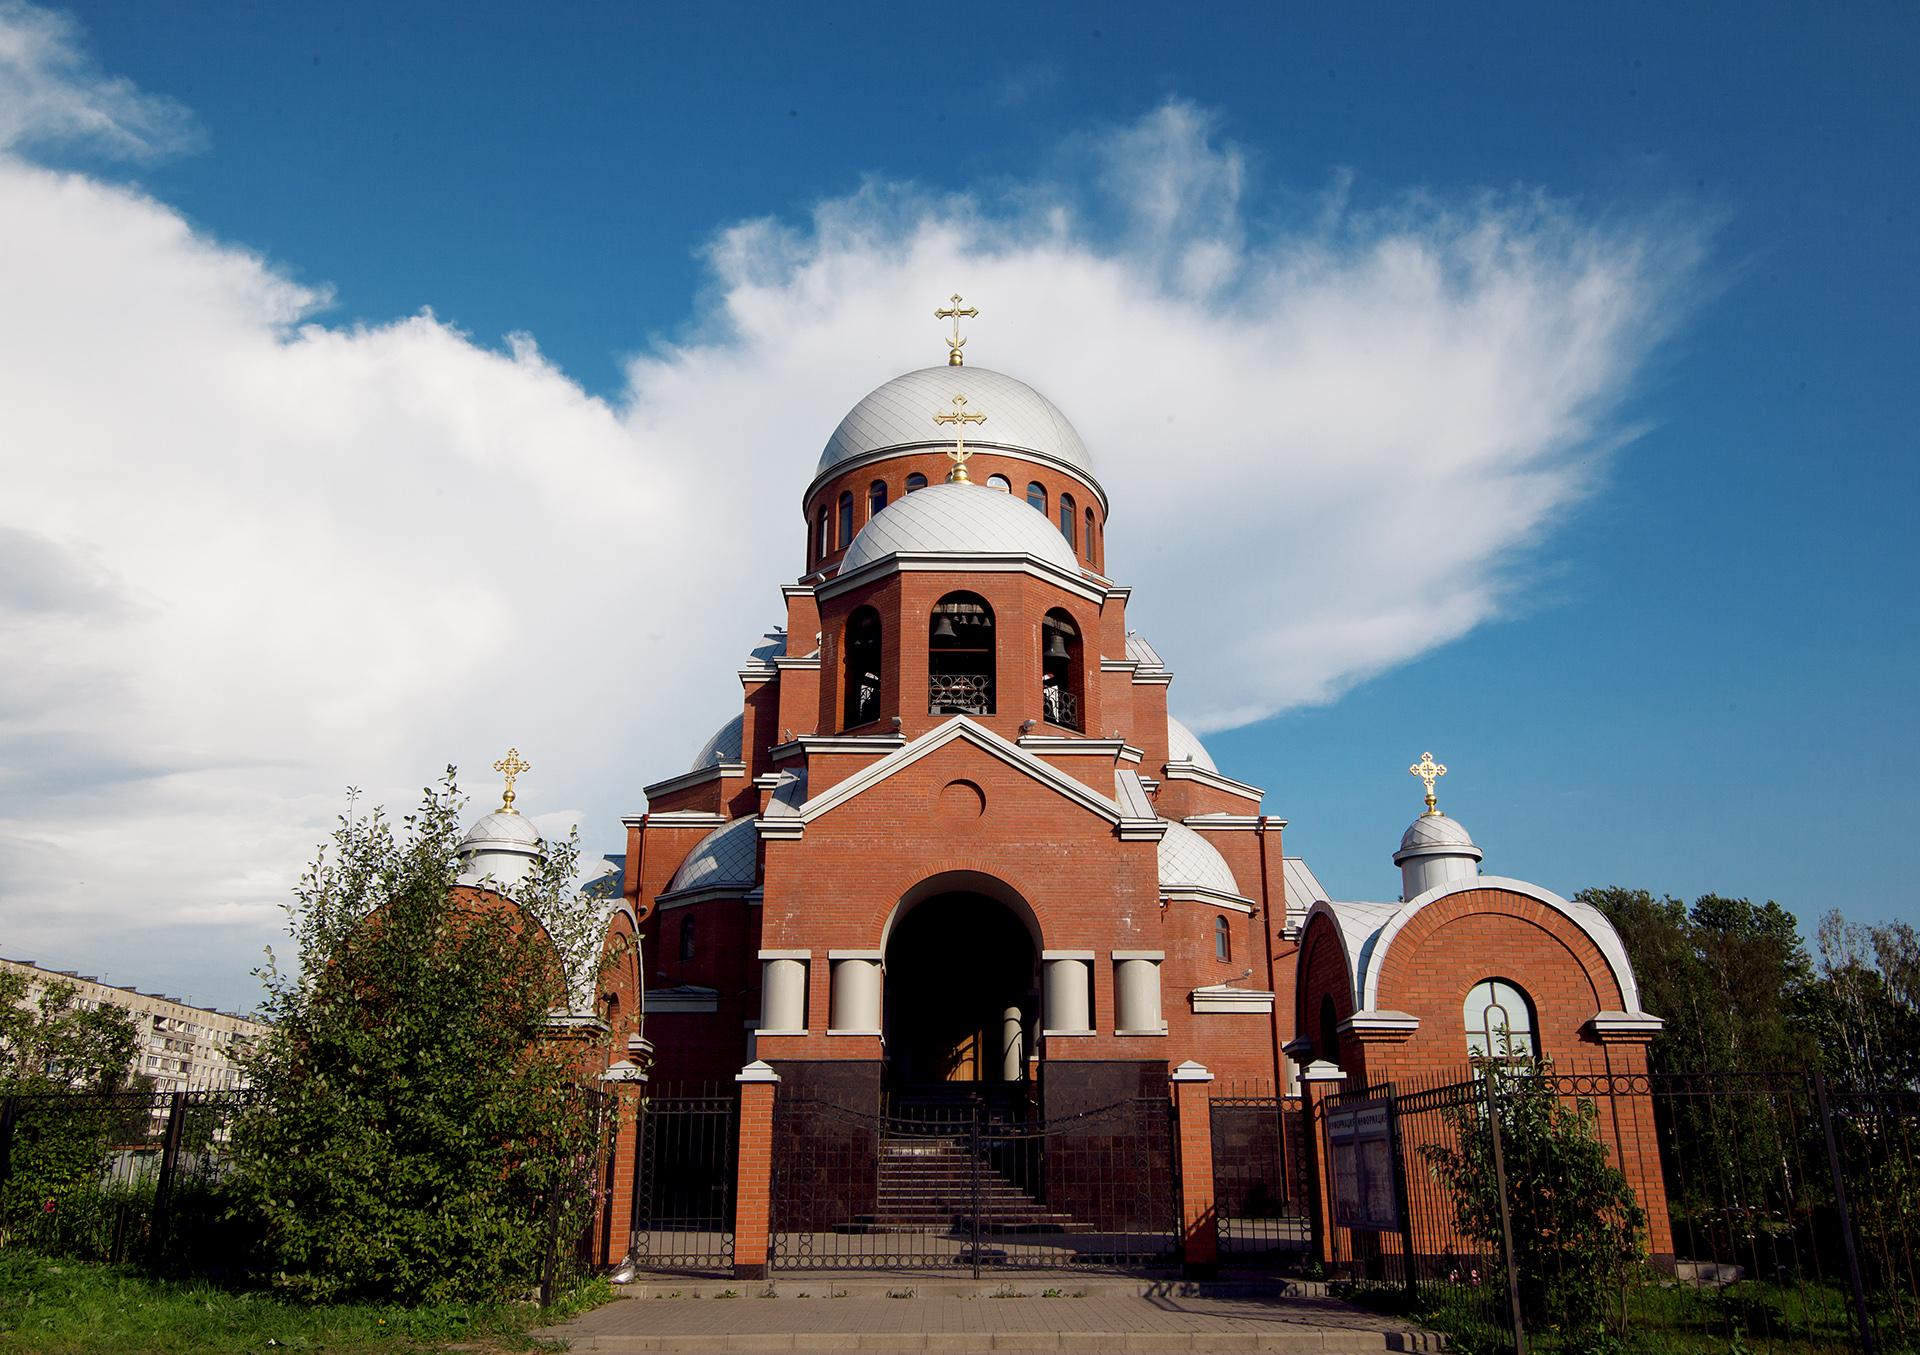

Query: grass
[0,1249,614,1354]
[1342,1272,1877,1355]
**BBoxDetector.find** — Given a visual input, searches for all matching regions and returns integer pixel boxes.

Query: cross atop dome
[491,746,531,814]
[1409,750,1446,816]
[934,293,978,367]
[932,393,987,483]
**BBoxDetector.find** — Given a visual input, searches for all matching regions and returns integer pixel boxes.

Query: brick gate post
[1171,1060,1218,1279]
[1297,1059,1347,1268]
[732,1059,780,1281]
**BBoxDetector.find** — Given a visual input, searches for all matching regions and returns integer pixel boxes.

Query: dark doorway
[884,892,1036,1090]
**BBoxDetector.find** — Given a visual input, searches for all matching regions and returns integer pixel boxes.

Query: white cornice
[1183,814,1262,832]
[1162,886,1256,913]
[1161,763,1264,803]
[645,811,729,830]
[798,717,1126,831]
[1190,985,1276,1015]
[738,667,777,688]
[1131,671,1174,688]
[780,584,816,601]
[795,734,907,756]
[817,550,1107,605]
[803,443,1111,516]
[1099,658,1141,673]
[1340,1010,1421,1036]
[757,818,805,841]
[1017,735,1134,759]
[772,655,821,671]
[643,762,745,802]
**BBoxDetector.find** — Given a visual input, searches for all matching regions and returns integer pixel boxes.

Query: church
[457,300,1666,1274]
[618,304,1659,1108]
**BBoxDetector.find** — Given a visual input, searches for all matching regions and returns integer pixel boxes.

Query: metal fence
[1209,1083,1309,1262]
[770,1094,1177,1276]
[1320,1066,1920,1354]
[629,1083,737,1276]
[0,1088,247,1267]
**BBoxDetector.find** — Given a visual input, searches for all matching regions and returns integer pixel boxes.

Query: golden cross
[1409,751,1447,816]
[491,746,531,814]
[934,293,979,367]
[932,393,987,483]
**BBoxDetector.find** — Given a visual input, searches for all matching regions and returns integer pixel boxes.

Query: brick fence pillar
[601,1081,645,1265]
[1171,1059,1218,1279]
[1298,1059,1347,1269]
[732,1059,780,1281]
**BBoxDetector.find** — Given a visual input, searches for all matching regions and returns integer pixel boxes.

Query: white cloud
[0,6,1704,1009]
[0,0,195,157]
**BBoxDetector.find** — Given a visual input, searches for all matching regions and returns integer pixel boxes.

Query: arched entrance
[883,886,1038,1090]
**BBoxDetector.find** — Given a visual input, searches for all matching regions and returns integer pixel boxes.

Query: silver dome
[817,367,1095,484]
[840,481,1081,575]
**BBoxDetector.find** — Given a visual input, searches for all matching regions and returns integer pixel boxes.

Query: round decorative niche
[940,778,986,820]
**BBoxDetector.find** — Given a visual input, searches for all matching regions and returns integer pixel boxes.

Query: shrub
[1421,1054,1647,1342]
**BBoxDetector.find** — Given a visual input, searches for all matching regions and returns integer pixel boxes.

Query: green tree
[228,773,616,1304]
[1421,1054,1647,1344]
[0,972,142,1093]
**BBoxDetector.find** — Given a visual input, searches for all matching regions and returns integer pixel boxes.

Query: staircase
[839,1131,1081,1234]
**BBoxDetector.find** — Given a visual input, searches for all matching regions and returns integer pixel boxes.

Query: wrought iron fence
[770,1094,1177,1275]
[1319,1066,1920,1354]
[629,1083,736,1276]
[0,1088,247,1268]
[1209,1083,1309,1261]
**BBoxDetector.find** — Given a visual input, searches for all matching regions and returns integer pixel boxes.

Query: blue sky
[2,2,1915,1009]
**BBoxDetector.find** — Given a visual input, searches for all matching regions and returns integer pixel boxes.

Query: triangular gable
[797,716,1124,828]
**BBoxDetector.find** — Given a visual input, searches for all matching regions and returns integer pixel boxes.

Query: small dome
[1165,715,1217,772]
[688,714,745,773]
[1395,812,1480,858]
[841,482,1081,575]
[817,367,1094,483]
[461,811,542,848]
[457,809,544,894]
[1157,821,1242,896]
[665,816,759,896]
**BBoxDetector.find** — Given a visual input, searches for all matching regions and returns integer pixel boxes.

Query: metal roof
[664,815,759,895]
[1157,820,1241,895]
[688,713,745,773]
[840,481,1081,574]
[1165,714,1217,772]
[818,366,1094,480]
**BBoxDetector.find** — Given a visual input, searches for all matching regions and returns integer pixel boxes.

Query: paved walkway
[535,1284,1440,1353]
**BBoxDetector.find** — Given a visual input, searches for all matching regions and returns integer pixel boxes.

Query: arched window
[679,914,695,962]
[986,474,1011,493]
[905,472,928,493]
[1084,508,1096,563]
[868,479,888,518]
[837,490,855,549]
[1214,915,1232,962]
[1058,492,1077,548]
[929,591,995,715]
[1464,978,1538,1061]
[1318,995,1341,1067]
[843,605,882,728]
[1026,481,1046,514]
[814,506,829,562]
[1040,608,1083,731]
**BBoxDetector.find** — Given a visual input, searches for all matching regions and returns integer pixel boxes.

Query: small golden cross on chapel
[1409,751,1447,816]
[932,393,987,483]
[491,746,531,815]
[934,294,979,367]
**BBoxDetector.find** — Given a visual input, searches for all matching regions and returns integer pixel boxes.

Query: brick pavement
[535,1287,1442,1352]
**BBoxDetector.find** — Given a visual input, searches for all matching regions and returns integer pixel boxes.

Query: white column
[758,949,809,1033]
[1042,951,1094,1035]
[1000,1005,1024,1081]
[827,950,884,1034]
[1113,950,1166,1034]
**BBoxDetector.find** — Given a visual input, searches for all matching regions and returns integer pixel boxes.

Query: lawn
[0,1249,611,1354]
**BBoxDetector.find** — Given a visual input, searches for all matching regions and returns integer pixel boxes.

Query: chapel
[608,303,1663,1122]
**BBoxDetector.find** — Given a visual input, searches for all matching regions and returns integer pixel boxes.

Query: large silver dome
[816,367,1095,486]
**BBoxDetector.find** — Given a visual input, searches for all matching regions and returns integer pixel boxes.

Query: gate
[629,1084,736,1276]
[1210,1088,1309,1260]
[771,1094,1178,1274]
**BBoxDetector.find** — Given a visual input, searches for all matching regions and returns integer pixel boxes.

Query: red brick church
[617,321,1659,1111]
[465,306,1668,1276]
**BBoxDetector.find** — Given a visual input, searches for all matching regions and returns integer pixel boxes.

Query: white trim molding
[1189,984,1275,1015]
[1160,763,1264,804]
[1340,1010,1421,1037]
[646,811,730,830]
[1588,1010,1665,1041]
